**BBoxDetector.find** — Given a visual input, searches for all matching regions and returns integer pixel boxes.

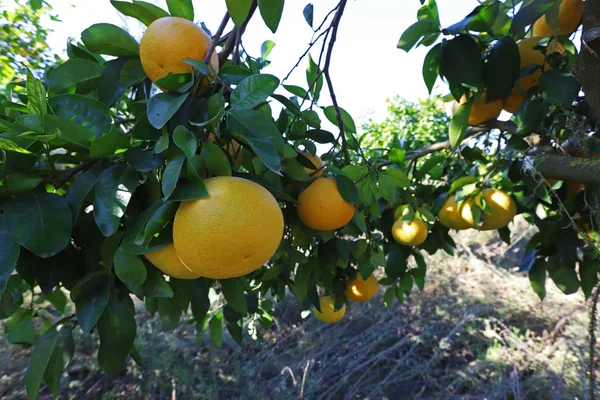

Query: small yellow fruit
[532,0,584,37]
[313,295,346,323]
[345,274,379,302]
[140,17,219,90]
[297,177,356,231]
[460,188,517,230]
[438,194,471,230]
[144,244,202,280]
[392,216,428,246]
[303,153,325,179]
[454,93,503,126]
[173,176,284,279]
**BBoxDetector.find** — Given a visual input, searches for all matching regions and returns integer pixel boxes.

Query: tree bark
[575,0,600,118]
[525,153,600,185]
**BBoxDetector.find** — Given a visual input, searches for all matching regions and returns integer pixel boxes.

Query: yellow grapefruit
[144,244,202,280]
[345,274,379,302]
[454,93,503,126]
[532,0,584,37]
[392,216,428,246]
[313,295,346,323]
[438,194,471,230]
[297,177,356,231]
[460,188,517,230]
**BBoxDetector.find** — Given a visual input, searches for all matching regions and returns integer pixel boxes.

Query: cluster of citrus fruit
[453,0,582,123]
[135,16,377,324]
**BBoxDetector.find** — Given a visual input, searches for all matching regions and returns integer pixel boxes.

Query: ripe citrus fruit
[140,16,219,90]
[173,176,284,279]
[532,0,584,37]
[460,188,517,230]
[503,37,564,113]
[297,177,356,231]
[345,274,379,302]
[313,295,346,323]
[144,244,202,280]
[392,215,428,246]
[303,153,325,179]
[454,93,503,126]
[438,194,471,230]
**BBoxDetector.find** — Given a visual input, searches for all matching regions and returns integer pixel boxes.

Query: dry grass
[0,220,597,399]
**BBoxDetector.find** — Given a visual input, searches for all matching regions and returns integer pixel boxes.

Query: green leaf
[143,265,175,298]
[114,249,147,288]
[449,98,471,148]
[25,316,74,400]
[510,0,553,35]
[283,84,308,98]
[0,173,42,196]
[580,259,599,299]
[220,278,248,313]
[190,278,211,324]
[260,40,276,60]
[93,164,141,237]
[171,180,210,201]
[162,154,185,199]
[539,70,580,107]
[91,128,130,158]
[43,320,74,398]
[258,0,284,33]
[70,272,110,335]
[547,256,579,295]
[147,92,189,130]
[423,43,441,94]
[4,194,72,259]
[138,201,178,245]
[335,175,359,204]
[440,35,482,93]
[378,174,398,204]
[397,19,439,52]
[125,148,165,172]
[306,54,323,101]
[209,312,223,347]
[226,0,252,26]
[8,318,36,345]
[65,166,103,220]
[202,142,232,177]
[97,299,137,376]
[158,279,190,328]
[166,0,194,20]
[383,287,395,307]
[511,95,544,136]
[81,23,140,56]
[230,74,280,110]
[173,125,197,158]
[323,106,356,133]
[529,259,546,301]
[154,72,193,93]
[482,36,520,99]
[26,69,46,118]
[49,94,113,138]
[0,217,20,296]
[227,109,282,174]
[131,113,161,141]
[283,157,310,181]
[48,59,104,93]
[303,4,313,28]
[218,65,254,85]
[0,138,34,155]
[111,1,169,26]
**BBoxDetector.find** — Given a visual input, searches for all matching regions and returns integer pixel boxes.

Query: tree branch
[525,153,600,185]
[54,158,98,189]
[322,0,349,164]
[191,11,230,95]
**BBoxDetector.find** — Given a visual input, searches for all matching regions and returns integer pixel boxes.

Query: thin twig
[54,158,99,189]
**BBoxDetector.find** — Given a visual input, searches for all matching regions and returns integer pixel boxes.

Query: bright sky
[34,0,475,124]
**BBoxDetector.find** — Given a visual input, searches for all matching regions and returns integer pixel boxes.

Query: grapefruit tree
[0,0,599,397]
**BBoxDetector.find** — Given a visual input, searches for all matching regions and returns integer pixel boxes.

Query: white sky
[34,0,475,123]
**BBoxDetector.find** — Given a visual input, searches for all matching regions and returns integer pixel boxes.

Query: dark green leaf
[4,194,72,258]
[171,180,210,201]
[97,299,137,376]
[143,264,175,298]
[510,0,554,35]
[512,95,544,136]
[397,19,439,52]
[423,43,441,94]
[81,23,140,56]
[139,201,178,245]
[8,318,36,345]
[166,0,194,20]
[131,113,162,141]
[70,272,110,335]
[202,142,232,177]
[283,84,308,98]
[323,106,356,133]
[483,37,520,99]
[43,115,97,150]
[114,249,147,288]
[258,0,284,33]
[93,164,141,236]
[303,3,313,27]
[125,148,165,172]
[48,59,104,93]
[173,125,197,158]
[190,278,211,323]
[111,1,169,26]
[335,175,359,204]
[162,154,186,199]
[221,278,248,313]
[529,258,546,300]
[580,259,599,299]
[0,173,42,196]
[539,70,580,107]
[25,316,73,400]
[43,323,74,398]
[91,128,130,158]
[306,129,335,144]
[226,0,252,26]
[147,92,189,129]
[449,98,471,148]
[65,166,104,220]
[440,35,482,92]
[230,74,280,110]
[378,174,397,204]
[306,54,323,101]
[218,65,253,85]
[0,217,20,296]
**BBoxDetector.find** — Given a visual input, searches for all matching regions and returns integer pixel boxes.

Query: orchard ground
[0,219,595,399]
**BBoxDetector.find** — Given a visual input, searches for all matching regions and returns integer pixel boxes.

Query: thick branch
[54,158,98,189]
[323,0,349,163]
[575,0,600,119]
[525,154,600,185]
